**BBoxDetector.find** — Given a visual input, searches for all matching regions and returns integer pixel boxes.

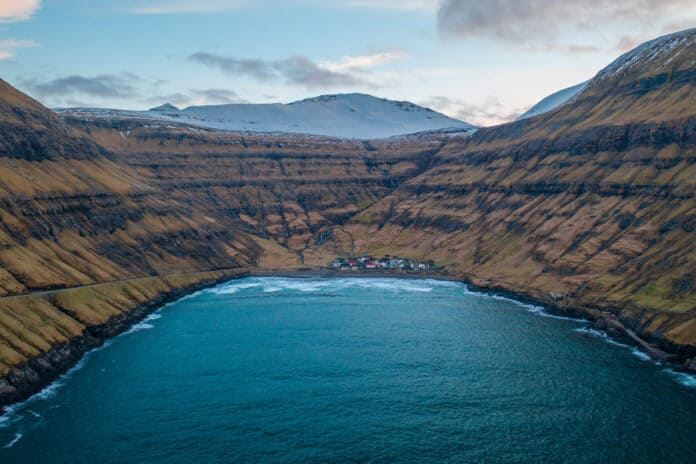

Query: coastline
[251,268,696,372]
[2,266,695,414]
[0,270,249,414]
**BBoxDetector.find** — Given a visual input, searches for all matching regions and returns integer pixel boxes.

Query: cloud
[321,50,408,72]
[438,0,693,43]
[130,0,246,14]
[144,92,193,107]
[662,19,696,34]
[144,88,245,108]
[0,0,41,22]
[191,88,243,104]
[326,0,436,10]
[615,35,642,52]
[127,0,434,14]
[0,39,36,59]
[275,56,367,88]
[189,52,370,89]
[27,74,139,99]
[423,95,523,126]
[189,53,276,81]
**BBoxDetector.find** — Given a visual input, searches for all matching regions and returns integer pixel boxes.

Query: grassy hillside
[1,30,696,409]
[0,79,446,403]
[307,30,696,354]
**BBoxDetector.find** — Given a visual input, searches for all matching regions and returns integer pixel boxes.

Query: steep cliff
[307,29,696,357]
[0,80,447,404]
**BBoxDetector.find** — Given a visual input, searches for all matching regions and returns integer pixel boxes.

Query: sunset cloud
[322,51,408,72]
[0,0,41,22]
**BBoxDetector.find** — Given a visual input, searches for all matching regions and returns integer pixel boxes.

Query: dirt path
[0,268,247,301]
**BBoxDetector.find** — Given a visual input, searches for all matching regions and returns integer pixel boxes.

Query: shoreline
[0,271,249,414]
[252,268,696,371]
[2,267,695,414]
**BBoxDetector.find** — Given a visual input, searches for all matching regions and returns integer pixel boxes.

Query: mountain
[0,79,105,160]
[306,29,696,358]
[516,81,588,120]
[57,93,477,139]
[2,29,696,409]
[0,80,449,407]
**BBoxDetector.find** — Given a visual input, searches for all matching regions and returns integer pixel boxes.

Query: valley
[0,29,695,411]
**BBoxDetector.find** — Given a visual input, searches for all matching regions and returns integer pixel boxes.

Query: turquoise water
[2,277,696,463]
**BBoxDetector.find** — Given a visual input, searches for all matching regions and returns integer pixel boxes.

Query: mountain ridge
[303,28,696,357]
[57,92,477,139]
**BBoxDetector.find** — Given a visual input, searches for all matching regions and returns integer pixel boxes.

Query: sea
[1,277,695,463]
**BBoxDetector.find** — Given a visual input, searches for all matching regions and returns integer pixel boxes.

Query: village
[329,255,443,272]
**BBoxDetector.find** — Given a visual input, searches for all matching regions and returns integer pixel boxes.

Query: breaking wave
[3,432,22,449]
[462,287,585,322]
[571,327,696,387]
[124,313,162,335]
[630,348,652,362]
[665,369,696,389]
[0,338,121,427]
[572,327,631,348]
[211,277,460,296]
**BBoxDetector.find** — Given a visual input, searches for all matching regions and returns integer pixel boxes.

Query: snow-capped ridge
[517,81,589,120]
[58,93,477,139]
[592,28,695,84]
[516,28,695,121]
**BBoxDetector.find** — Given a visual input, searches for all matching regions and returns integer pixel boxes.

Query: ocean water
[2,277,696,463]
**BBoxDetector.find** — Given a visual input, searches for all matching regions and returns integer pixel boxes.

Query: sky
[0,0,694,126]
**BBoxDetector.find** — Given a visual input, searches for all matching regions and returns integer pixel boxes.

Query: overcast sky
[0,0,694,126]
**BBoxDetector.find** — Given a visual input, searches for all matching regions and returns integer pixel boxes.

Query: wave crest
[211,277,459,296]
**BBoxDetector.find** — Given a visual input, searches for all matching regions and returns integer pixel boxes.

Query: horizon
[1,1,694,126]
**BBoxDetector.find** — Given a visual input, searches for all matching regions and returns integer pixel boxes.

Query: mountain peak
[149,103,180,112]
[592,28,695,87]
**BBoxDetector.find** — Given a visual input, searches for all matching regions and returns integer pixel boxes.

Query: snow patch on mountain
[593,28,695,84]
[57,93,477,139]
[517,81,589,120]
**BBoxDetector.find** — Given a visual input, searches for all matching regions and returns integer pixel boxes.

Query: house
[328,255,444,274]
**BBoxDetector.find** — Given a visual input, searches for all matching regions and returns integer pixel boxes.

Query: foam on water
[665,369,696,389]
[573,328,657,365]
[211,277,456,296]
[630,348,652,362]
[3,433,22,449]
[0,338,117,426]
[212,281,264,295]
[573,327,631,348]
[462,286,585,322]
[124,322,154,334]
[124,313,162,335]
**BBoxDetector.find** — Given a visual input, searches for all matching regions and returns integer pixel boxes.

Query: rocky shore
[0,270,248,414]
